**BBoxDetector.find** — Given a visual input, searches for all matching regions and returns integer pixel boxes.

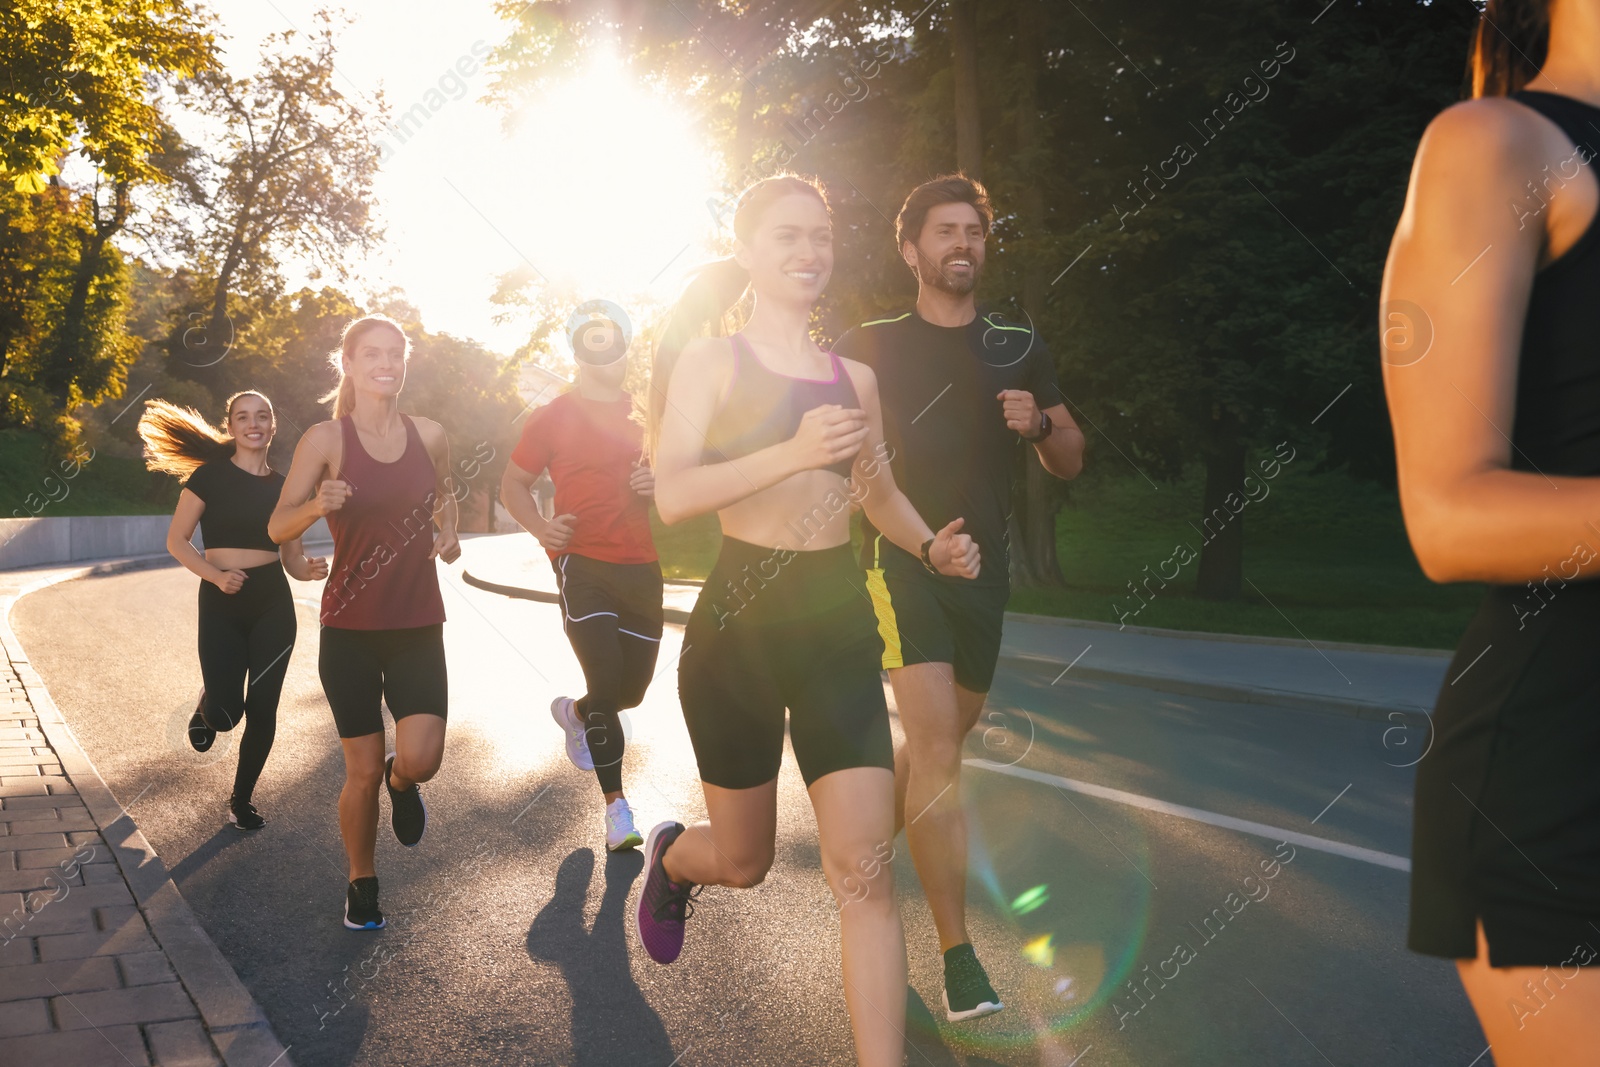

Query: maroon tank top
[320,413,447,629]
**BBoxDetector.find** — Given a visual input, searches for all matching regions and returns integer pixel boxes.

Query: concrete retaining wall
[0,516,332,570]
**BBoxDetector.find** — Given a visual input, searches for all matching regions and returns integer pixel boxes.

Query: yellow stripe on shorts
[865,566,903,671]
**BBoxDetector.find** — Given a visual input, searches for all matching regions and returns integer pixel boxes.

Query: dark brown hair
[137,392,272,479]
[895,173,993,250]
[1468,0,1550,98]
[648,174,830,451]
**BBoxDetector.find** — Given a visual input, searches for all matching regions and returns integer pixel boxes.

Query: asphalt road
[13,546,1486,1066]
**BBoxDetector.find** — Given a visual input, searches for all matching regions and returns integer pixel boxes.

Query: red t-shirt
[509,391,657,564]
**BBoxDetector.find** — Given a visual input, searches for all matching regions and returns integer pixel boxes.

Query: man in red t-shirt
[501,314,661,851]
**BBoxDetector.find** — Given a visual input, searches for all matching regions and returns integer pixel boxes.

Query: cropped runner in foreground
[1383,1,1600,1061]
[269,314,461,931]
[637,174,979,1067]
[502,308,662,852]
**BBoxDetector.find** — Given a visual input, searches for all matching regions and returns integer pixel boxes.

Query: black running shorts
[319,624,448,739]
[678,537,894,790]
[864,534,1009,693]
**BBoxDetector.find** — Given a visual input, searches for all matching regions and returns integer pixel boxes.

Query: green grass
[649,463,1484,650]
[0,430,178,518]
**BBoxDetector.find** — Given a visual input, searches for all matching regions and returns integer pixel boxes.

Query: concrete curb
[462,564,1435,726]
[1,554,295,1067]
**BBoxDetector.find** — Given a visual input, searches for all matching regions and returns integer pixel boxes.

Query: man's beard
[918,249,981,295]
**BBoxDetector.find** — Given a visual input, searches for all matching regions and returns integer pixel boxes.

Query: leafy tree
[170,13,384,373]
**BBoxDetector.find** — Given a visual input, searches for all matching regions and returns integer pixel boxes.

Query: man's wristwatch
[919,537,938,574]
[1023,410,1054,443]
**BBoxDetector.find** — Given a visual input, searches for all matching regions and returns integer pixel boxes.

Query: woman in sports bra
[634,174,980,1067]
[139,392,327,830]
[269,314,462,932]
[1384,2,1600,1060]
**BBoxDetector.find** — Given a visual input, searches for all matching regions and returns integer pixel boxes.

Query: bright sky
[197,0,721,357]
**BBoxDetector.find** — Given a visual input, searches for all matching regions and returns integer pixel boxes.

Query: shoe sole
[343,903,386,931]
[607,832,643,852]
[549,697,595,772]
[225,813,264,831]
[636,822,683,964]
[942,988,1004,1022]
[386,752,427,847]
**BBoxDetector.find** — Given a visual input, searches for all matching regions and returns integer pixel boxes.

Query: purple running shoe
[636,821,698,964]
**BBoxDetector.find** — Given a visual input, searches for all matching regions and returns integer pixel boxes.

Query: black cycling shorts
[319,623,448,739]
[864,533,1009,693]
[678,537,894,790]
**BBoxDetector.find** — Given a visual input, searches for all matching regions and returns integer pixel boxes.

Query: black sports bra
[1506,91,1600,477]
[702,333,862,479]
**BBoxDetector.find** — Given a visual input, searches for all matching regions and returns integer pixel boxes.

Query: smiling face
[345,323,409,399]
[227,393,275,454]
[905,201,986,296]
[735,191,833,307]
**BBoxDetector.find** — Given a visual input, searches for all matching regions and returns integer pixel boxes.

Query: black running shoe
[385,753,426,847]
[344,876,385,930]
[943,942,1003,1021]
[188,690,215,753]
[227,795,265,831]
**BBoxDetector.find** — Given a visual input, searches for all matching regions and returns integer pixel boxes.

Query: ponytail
[1468,0,1549,98]
[647,173,831,454]
[648,257,752,453]
[137,390,270,479]
[321,315,409,418]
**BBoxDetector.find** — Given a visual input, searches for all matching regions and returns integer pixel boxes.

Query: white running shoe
[605,798,644,852]
[550,696,595,771]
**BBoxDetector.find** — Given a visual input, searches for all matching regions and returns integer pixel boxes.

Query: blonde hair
[320,315,411,418]
[137,391,273,478]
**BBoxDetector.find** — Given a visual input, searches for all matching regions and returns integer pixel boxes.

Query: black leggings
[555,555,664,794]
[197,562,296,803]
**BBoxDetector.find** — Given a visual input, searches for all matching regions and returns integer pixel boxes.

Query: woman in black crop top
[139,392,327,832]
[1383,3,1600,1061]
[631,175,979,1067]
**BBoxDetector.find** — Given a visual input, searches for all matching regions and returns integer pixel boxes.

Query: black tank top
[702,332,861,478]
[1508,91,1600,476]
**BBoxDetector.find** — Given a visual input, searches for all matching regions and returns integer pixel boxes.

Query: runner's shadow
[904,986,965,1066]
[166,825,249,889]
[527,847,671,1065]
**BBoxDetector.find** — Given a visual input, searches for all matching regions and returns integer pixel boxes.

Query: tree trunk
[49,183,126,394]
[1195,411,1246,601]
[1008,0,1064,588]
[951,0,982,180]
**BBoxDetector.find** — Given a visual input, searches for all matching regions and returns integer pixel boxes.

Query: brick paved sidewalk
[0,658,224,1065]
[0,558,292,1067]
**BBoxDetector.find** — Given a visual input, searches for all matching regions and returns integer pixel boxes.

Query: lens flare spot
[1011,884,1049,915]
[1022,934,1055,968]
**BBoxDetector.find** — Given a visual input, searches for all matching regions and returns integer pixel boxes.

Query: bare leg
[1456,920,1600,1065]
[659,779,778,889]
[387,712,445,790]
[338,733,385,880]
[889,662,987,951]
[812,766,906,1067]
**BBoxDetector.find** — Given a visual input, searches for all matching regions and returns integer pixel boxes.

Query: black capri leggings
[197,561,297,803]
[555,555,664,794]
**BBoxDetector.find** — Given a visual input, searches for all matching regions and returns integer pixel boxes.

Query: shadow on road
[167,825,252,888]
[527,846,670,1065]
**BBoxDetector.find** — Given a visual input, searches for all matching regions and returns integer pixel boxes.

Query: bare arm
[998,392,1085,480]
[1382,97,1600,583]
[279,537,328,582]
[269,422,347,544]
[653,337,864,525]
[416,417,461,564]
[166,489,235,588]
[846,361,980,578]
[501,459,577,552]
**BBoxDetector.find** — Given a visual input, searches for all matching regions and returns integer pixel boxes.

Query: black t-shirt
[833,306,1063,586]
[183,459,284,551]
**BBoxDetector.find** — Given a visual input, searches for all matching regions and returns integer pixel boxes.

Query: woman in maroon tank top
[270,314,462,931]
[1383,1,1600,1061]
